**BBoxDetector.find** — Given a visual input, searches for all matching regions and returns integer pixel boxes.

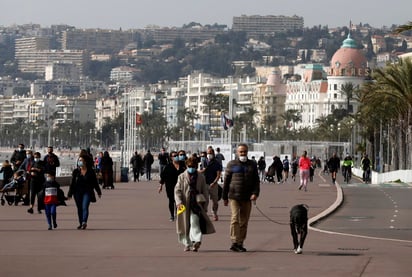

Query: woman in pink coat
[298,151,311,191]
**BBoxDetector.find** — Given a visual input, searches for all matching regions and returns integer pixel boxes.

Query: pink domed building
[326,34,368,114]
[285,33,369,130]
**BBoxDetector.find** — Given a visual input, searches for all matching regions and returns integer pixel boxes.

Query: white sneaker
[296,247,302,254]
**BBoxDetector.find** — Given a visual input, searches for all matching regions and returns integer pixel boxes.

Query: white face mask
[207,154,214,160]
[239,156,247,162]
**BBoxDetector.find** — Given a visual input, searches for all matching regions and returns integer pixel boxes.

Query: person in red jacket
[298,151,311,191]
[42,172,60,230]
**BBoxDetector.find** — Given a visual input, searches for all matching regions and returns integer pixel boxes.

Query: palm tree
[340,82,356,114]
[358,58,412,169]
[394,21,412,34]
[203,93,229,139]
[281,109,302,130]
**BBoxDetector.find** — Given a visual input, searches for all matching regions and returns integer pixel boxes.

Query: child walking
[42,172,60,230]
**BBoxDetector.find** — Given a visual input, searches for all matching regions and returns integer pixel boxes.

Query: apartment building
[95,96,122,130]
[62,29,138,53]
[285,64,329,129]
[254,70,286,132]
[15,36,86,75]
[232,15,304,38]
[110,66,139,82]
[45,62,80,81]
[140,26,225,43]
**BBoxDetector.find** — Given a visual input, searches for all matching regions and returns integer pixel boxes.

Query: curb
[308,181,344,230]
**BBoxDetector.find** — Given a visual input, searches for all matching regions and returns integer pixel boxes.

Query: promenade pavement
[0,171,411,277]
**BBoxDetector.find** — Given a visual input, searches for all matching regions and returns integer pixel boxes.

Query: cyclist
[361,153,371,183]
[342,154,354,182]
[327,152,340,184]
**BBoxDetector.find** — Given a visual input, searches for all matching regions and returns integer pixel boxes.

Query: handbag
[196,194,206,203]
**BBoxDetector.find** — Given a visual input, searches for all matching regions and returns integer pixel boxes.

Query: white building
[45,62,80,81]
[285,64,328,129]
[285,34,368,129]
[110,66,139,82]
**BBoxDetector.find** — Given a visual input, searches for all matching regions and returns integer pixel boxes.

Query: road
[315,173,412,242]
[1,165,412,276]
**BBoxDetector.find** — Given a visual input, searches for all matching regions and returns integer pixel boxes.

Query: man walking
[130,151,143,182]
[223,143,260,252]
[143,150,154,181]
[43,146,60,176]
[200,147,222,221]
[328,152,340,184]
[157,148,169,175]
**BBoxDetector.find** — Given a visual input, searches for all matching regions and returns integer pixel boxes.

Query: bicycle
[343,166,351,184]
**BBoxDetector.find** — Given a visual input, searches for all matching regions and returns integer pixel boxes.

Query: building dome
[329,34,367,77]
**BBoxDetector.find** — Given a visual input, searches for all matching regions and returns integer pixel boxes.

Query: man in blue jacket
[223,143,260,252]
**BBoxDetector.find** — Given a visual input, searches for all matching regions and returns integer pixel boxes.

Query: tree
[340,82,356,114]
[281,109,302,130]
[358,58,412,170]
[394,21,412,34]
[203,93,229,138]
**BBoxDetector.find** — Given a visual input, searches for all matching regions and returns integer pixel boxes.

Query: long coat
[174,171,215,236]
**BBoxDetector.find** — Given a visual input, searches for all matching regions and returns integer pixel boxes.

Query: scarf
[188,172,201,215]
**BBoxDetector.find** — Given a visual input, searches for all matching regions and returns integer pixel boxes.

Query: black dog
[290,204,308,254]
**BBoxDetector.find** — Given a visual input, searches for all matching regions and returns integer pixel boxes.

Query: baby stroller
[264,164,276,183]
[264,173,275,183]
[0,170,27,206]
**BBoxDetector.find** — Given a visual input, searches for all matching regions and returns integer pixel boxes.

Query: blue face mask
[187,167,197,174]
[173,156,179,162]
[77,161,84,167]
[179,155,186,161]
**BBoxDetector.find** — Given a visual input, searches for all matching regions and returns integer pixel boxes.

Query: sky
[1,0,411,30]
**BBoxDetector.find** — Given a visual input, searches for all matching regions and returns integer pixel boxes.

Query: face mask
[34,158,40,162]
[187,167,197,174]
[179,155,186,161]
[201,157,206,162]
[46,177,53,182]
[19,148,24,152]
[77,161,84,167]
[173,156,179,162]
[207,154,214,160]
[239,156,248,162]
[27,154,32,159]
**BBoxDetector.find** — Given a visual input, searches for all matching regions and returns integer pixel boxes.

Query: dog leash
[253,201,289,225]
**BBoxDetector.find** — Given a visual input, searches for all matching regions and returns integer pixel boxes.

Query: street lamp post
[337,123,341,143]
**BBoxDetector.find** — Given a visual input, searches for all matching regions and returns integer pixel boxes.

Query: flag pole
[228,76,233,158]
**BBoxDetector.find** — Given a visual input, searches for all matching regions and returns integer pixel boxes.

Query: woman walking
[101,151,114,189]
[298,151,311,191]
[174,156,215,252]
[158,151,185,221]
[68,154,102,230]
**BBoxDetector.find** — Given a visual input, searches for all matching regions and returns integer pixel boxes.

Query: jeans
[45,203,57,227]
[145,167,151,180]
[208,184,219,215]
[74,192,91,224]
[132,168,140,182]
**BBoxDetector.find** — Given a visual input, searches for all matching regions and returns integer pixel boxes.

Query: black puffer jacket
[223,158,260,201]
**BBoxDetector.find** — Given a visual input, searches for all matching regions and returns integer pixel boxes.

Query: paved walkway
[0,172,411,277]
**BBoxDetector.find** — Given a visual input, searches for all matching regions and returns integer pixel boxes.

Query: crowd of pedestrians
[0,141,370,253]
